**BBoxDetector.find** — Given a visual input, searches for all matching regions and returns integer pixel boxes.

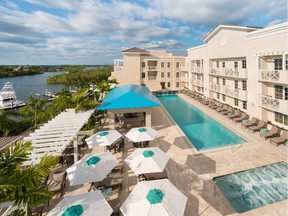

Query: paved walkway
[44,93,287,216]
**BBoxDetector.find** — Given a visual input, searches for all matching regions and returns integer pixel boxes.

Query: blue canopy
[97,84,160,110]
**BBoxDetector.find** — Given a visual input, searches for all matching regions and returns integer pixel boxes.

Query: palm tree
[0,141,59,212]
[20,95,47,128]
[71,87,98,112]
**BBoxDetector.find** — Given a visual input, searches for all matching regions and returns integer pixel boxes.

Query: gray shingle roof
[121,47,148,53]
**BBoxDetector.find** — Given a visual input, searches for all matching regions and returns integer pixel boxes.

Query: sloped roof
[97,84,160,110]
[203,24,262,43]
[122,47,148,53]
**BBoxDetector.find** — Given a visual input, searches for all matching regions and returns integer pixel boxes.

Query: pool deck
[153,93,287,216]
[44,93,287,216]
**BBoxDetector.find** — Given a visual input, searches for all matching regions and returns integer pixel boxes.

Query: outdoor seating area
[39,122,183,216]
[181,89,288,146]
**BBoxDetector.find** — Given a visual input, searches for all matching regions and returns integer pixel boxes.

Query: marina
[0,82,26,109]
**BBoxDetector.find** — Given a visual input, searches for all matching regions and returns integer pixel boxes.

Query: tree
[71,87,99,112]
[20,96,47,128]
[0,110,18,137]
[0,141,59,211]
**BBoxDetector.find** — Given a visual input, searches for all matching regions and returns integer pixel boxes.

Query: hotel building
[182,22,287,130]
[111,22,287,130]
[111,47,185,91]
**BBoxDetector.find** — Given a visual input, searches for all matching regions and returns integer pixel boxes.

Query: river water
[0,71,67,101]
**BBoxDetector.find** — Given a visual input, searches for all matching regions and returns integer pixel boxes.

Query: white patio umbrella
[125,127,157,142]
[125,147,170,175]
[120,179,187,216]
[47,190,113,216]
[66,152,118,186]
[85,130,122,148]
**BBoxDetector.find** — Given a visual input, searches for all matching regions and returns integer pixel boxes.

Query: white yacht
[0,82,26,109]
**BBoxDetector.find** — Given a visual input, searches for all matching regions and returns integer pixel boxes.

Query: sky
[0,0,287,65]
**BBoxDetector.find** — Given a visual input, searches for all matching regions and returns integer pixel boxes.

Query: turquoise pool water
[213,162,288,213]
[157,94,246,150]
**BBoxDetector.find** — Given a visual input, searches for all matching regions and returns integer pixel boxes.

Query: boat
[0,82,26,109]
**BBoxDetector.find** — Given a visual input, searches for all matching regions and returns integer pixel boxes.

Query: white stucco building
[182,22,287,129]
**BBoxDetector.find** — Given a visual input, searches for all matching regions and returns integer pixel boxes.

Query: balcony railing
[209,83,221,92]
[210,67,247,78]
[259,70,288,84]
[210,68,221,75]
[192,79,203,87]
[224,86,239,98]
[191,67,203,73]
[148,66,157,70]
[148,76,157,80]
[259,95,280,110]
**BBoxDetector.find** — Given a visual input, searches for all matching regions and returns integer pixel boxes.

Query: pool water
[213,162,288,213]
[157,94,246,150]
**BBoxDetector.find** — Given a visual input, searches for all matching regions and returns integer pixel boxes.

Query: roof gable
[122,47,148,53]
[204,25,262,43]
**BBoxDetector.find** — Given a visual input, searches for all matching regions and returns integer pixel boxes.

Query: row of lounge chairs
[181,89,288,146]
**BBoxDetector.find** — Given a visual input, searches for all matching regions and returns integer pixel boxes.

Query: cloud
[0,0,286,64]
[266,19,286,27]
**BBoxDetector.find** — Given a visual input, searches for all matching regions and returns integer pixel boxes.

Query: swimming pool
[157,94,246,150]
[213,162,288,213]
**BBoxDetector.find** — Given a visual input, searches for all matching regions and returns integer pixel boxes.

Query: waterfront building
[182,22,287,129]
[111,47,185,91]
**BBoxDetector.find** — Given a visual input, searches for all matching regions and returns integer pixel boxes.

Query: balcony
[259,95,288,114]
[224,86,247,100]
[148,66,157,71]
[192,79,203,87]
[148,76,157,81]
[210,68,221,76]
[191,67,203,73]
[180,66,188,72]
[209,67,247,78]
[209,83,222,93]
[259,70,288,84]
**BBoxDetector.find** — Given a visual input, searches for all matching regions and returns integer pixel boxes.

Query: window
[176,82,180,88]
[217,93,220,99]
[216,61,219,68]
[274,59,282,70]
[141,62,145,68]
[275,85,283,99]
[234,99,238,106]
[176,72,180,78]
[167,82,170,88]
[222,94,226,101]
[161,72,165,78]
[167,62,171,68]
[196,61,201,67]
[243,101,247,109]
[275,112,288,125]
[235,80,238,89]
[242,60,246,69]
[216,77,219,85]
[167,72,171,78]
[161,62,165,68]
[286,58,288,70]
[242,80,247,91]
[222,78,226,86]
[222,62,225,68]
[285,87,288,100]
[176,62,180,68]
[141,72,145,79]
[234,61,238,69]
